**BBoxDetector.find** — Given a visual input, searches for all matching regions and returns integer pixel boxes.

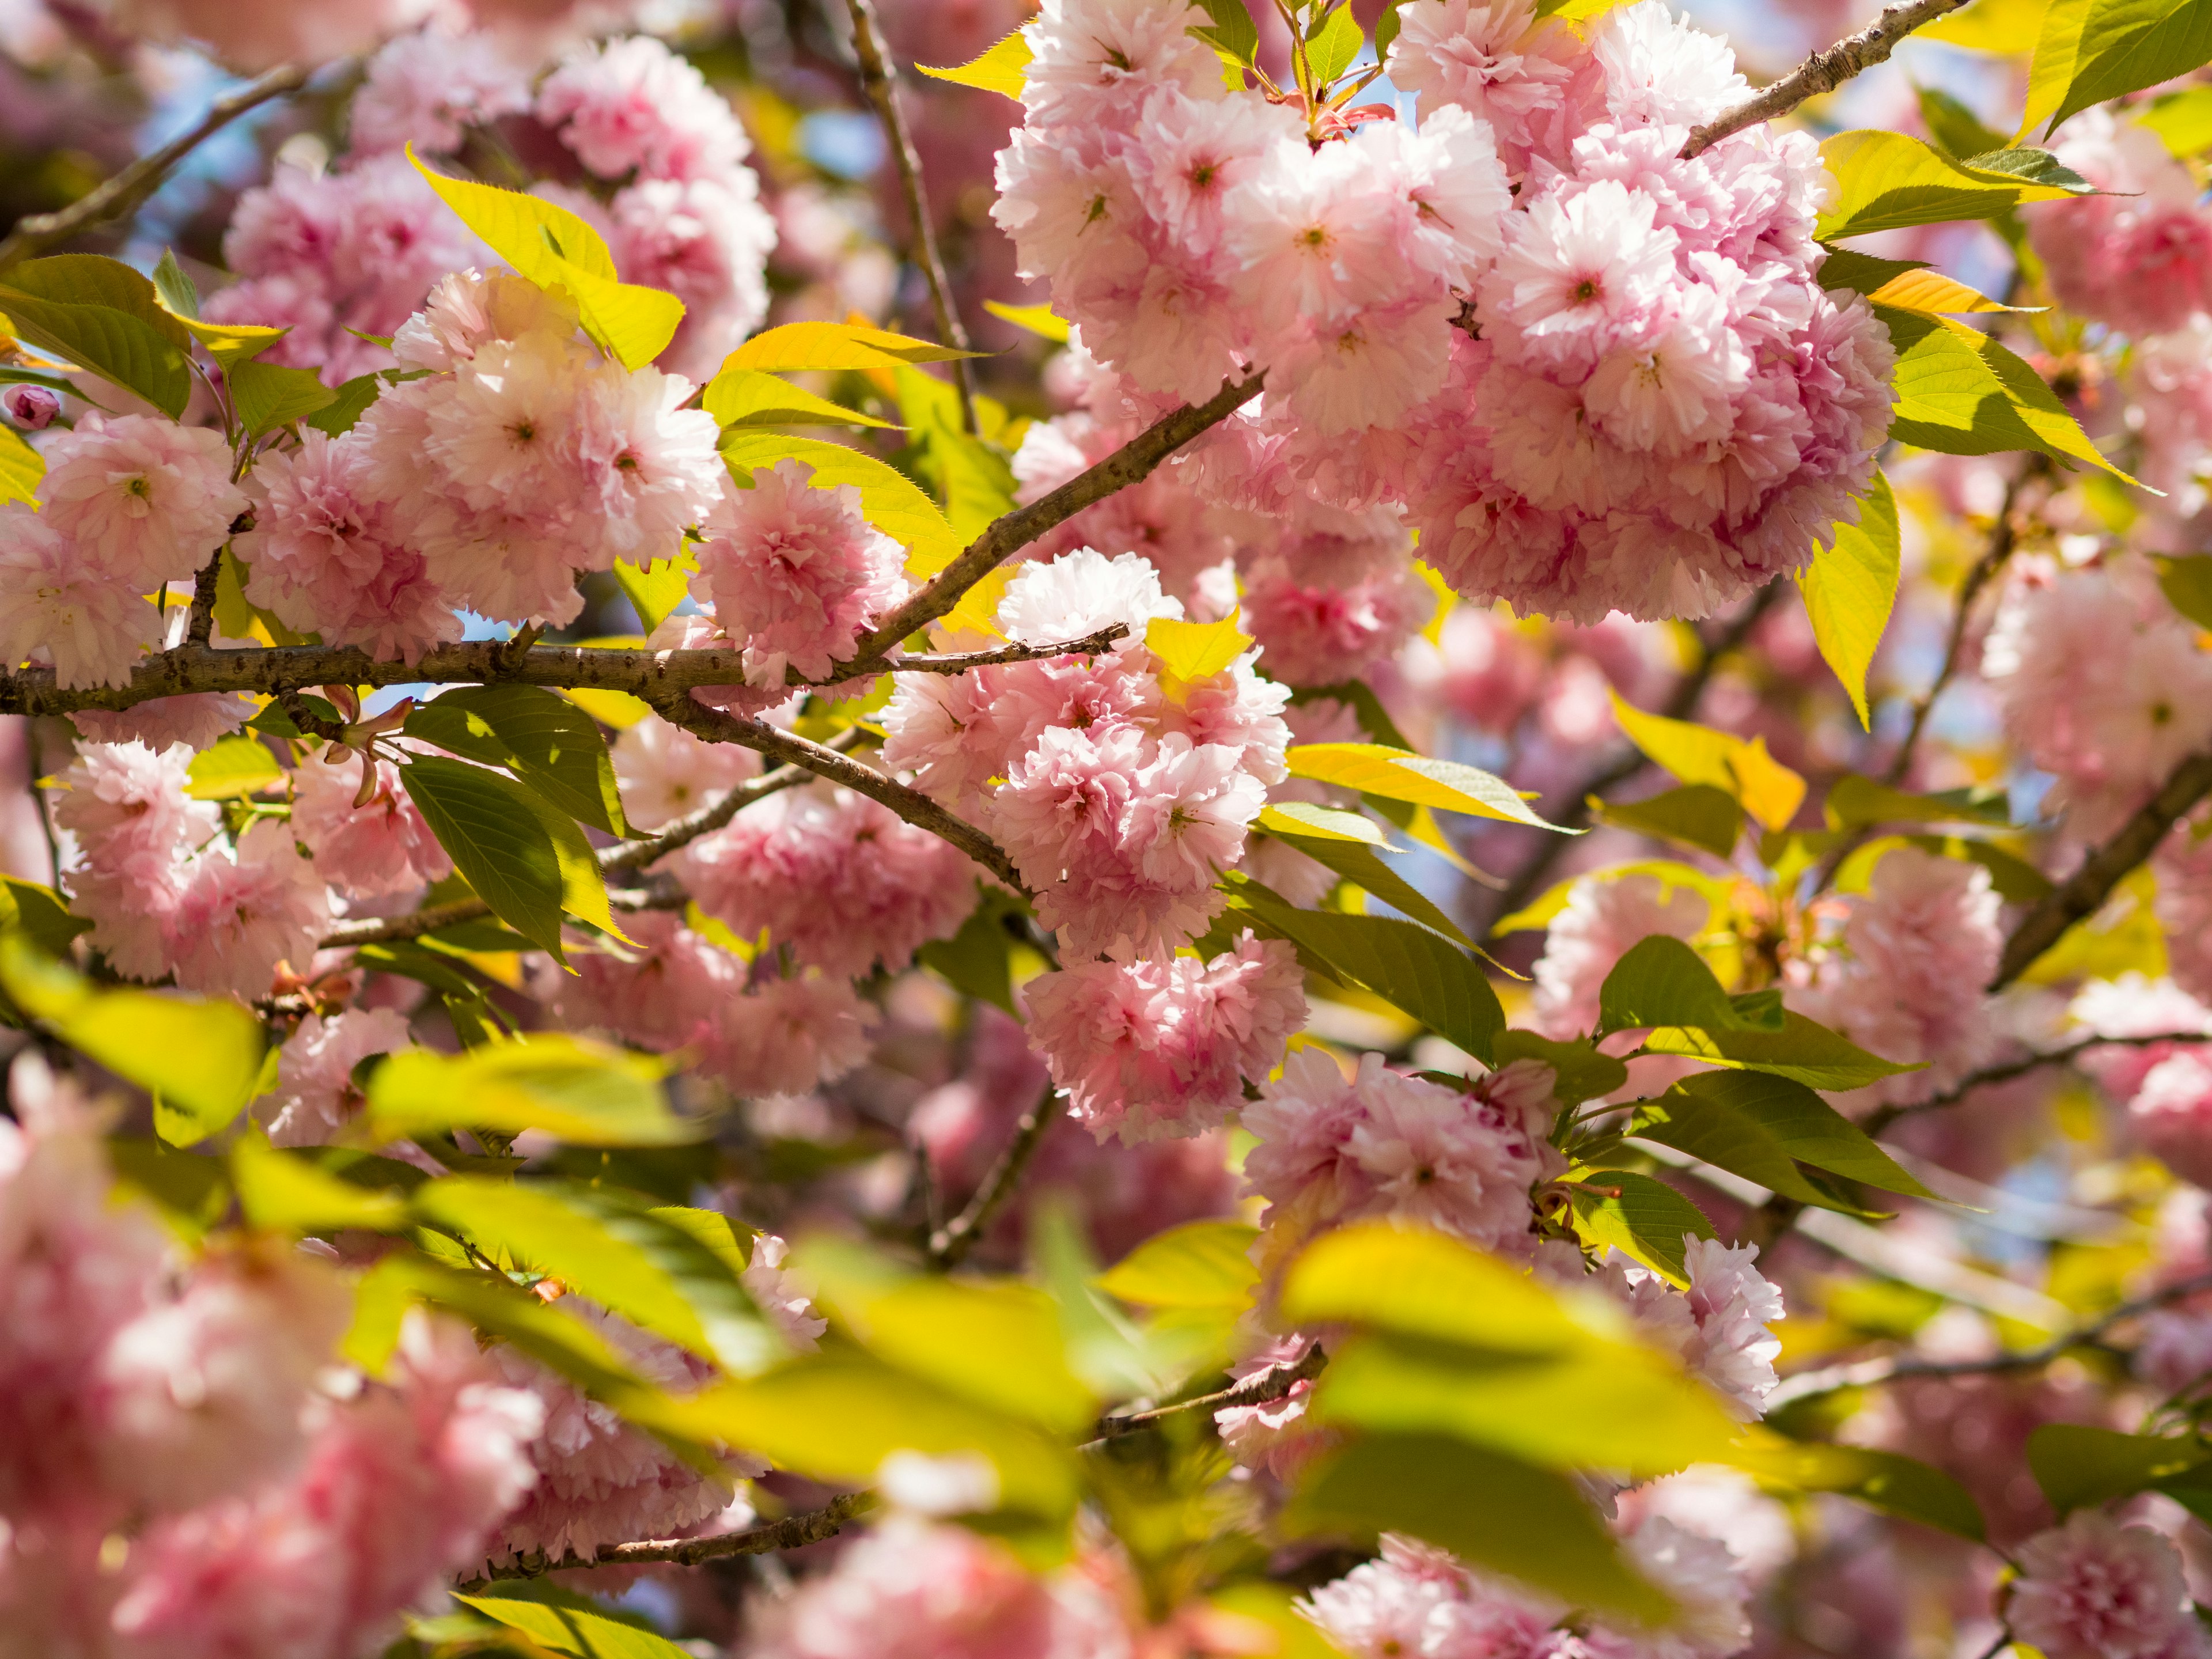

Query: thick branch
[0,632,1123,720]
[1089,1340,1328,1442]
[1680,0,1969,158]
[1765,1270,2212,1412]
[649,692,1027,892]
[840,0,976,433]
[856,372,1265,656]
[927,1084,1065,1268]
[456,1492,872,1586]
[0,65,311,270]
[1991,749,2212,991]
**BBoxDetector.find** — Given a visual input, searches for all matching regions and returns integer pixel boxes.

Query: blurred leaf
[185,735,284,801]
[2028,1423,2212,1514]
[1609,696,1806,831]
[2140,84,2212,153]
[0,424,40,507]
[1921,0,2047,50]
[1033,1200,1164,1399]
[1825,772,2013,830]
[228,357,335,439]
[233,1134,410,1233]
[1490,860,1733,937]
[1285,1433,1672,1623]
[1567,1171,1715,1283]
[1095,1220,1261,1310]
[982,300,1070,342]
[366,1035,698,1147]
[915,888,1016,1014]
[1814,130,2079,238]
[915,30,1033,98]
[1729,1430,1987,1539]
[0,875,90,955]
[108,1138,230,1237]
[1288,744,1569,831]
[2156,552,2212,630]
[1917,85,2010,158]
[410,149,683,369]
[459,1581,696,1659]
[1597,784,1744,859]
[1801,470,1901,729]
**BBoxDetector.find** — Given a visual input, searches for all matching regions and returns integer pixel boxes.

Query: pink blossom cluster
[78,0,654,73]
[0,1062,543,1657]
[1984,555,2212,840]
[2006,1510,2212,1659]
[209,32,771,385]
[56,741,329,1002]
[1302,1521,1752,1659]
[2032,112,2212,340]
[241,270,725,645]
[1531,869,1712,1041]
[1582,1236,1787,1422]
[995,0,1894,625]
[1241,1050,1566,1273]
[883,548,1289,960]
[1021,930,1306,1143]
[1785,845,2004,1110]
[610,714,760,831]
[253,1007,415,1146]
[0,415,245,691]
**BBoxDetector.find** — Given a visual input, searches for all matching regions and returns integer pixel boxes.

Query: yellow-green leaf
[408,148,684,370]
[1286,743,1569,831]
[1094,1219,1262,1309]
[1814,130,2078,239]
[1257,801,1389,844]
[1567,1170,1717,1285]
[2043,0,2212,135]
[232,1134,411,1233]
[0,423,41,507]
[2021,0,2096,134]
[982,298,1070,342]
[365,1033,698,1146]
[1865,267,2034,316]
[1608,696,1807,831]
[916,29,1032,99]
[2141,85,2212,154]
[227,357,336,439]
[186,734,285,801]
[1921,0,2048,51]
[612,554,695,636]
[1800,469,1901,728]
[1146,611,1253,695]
[720,320,986,374]
[702,363,899,430]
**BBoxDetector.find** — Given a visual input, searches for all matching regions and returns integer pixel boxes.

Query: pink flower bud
[3,384,59,429]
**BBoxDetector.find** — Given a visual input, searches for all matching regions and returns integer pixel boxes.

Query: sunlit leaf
[227,357,336,439]
[1801,469,1901,728]
[916,29,1032,98]
[365,1034,698,1147]
[1094,1220,1262,1310]
[1287,744,1569,831]
[1814,130,2080,239]
[0,424,41,507]
[1567,1171,1715,1284]
[721,320,986,374]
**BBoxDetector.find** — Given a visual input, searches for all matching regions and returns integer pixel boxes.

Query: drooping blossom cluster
[883,548,1290,960]
[1301,1522,1752,1659]
[208,32,772,384]
[994,0,1894,624]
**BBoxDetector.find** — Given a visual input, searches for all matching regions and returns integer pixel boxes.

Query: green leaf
[895,365,1017,542]
[721,429,960,578]
[1374,0,1412,55]
[1491,1029,1630,1106]
[1631,1084,1854,1213]
[1609,696,1807,832]
[1267,828,1475,948]
[151,248,200,319]
[0,423,41,507]
[1308,1,1363,83]
[1639,1010,1927,1092]
[1673,1070,1935,1198]
[1596,783,1744,859]
[2022,0,2099,131]
[1190,0,1262,63]
[682,1351,1082,1518]
[0,876,91,955]
[916,29,1033,97]
[1286,744,1569,831]
[2157,552,2212,629]
[108,1138,230,1237]
[982,299,1070,342]
[1917,85,2010,160]
[185,734,284,801]
[1568,1171,1715,1284]
[1824,772,2013,830]
[0,289,190,416]
[2,939,264,1145]
[2028,1423,2212,1514]
[2,253,191,345]
[1728,1432,1987,1539]
[1902,832,2055,903]
[1257,802,1387,843]
[1233,887,1502,1063]
[400,756,571,958]
[304,372,385,437]
[1960,144,2096,191]
[408,149,683,370]
[1285,1434,1673,1624]
[407,684,628,838]
[1879,305,2141,483]
[612,554,695,637]
[227,357,335,439]
[914,887,1015,1013]
[797,1236,1095,1433]
[457,1582,696,1659]
[2140,85,2212,153]
[1813,130,2080,239]
[703,363,898,430]
[2046,0,2212,133]
[1597,936,1776,1038]
[721,320,986,374]
[233,1134,411,1233]
[365,1033,699,1147]
[1094,1219,1262,1309]
[1801,469,1900,729]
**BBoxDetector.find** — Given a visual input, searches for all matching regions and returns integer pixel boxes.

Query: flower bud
[2,384,60,430]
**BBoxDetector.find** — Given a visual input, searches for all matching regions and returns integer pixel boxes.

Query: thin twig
[0,629,1129,719]
[1089,1341,1328,1443]
[857,372,1264,657]
[1866,1030,2212,1132]
[840,0,977,432]
[1479,582,1783,937]
[650,691,1027,893]
[1680,0,1970,158]
[1764,1269,2212,1412]
[1991,748,2212,991]
[927,1084,1065,1268]
[0,65,311,270]
[456,1492,873,1587]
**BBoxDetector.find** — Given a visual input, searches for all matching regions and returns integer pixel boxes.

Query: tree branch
[927,1084,1064,1268]
[1865,1030,2212,1132]
[1764,1269,2212,1412]
[0,631,1127,719]
[456,1491,873,1587]
[1990,748,2212,991]
[0,65,312,271]
[1089,1340,1328,1443]
[855,372,1265,657]
[1679,0,1969,158]
[649,691,1027,892]
[839,0,977,433]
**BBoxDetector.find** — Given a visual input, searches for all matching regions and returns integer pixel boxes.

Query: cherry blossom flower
[2008,1510,2211,1659]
